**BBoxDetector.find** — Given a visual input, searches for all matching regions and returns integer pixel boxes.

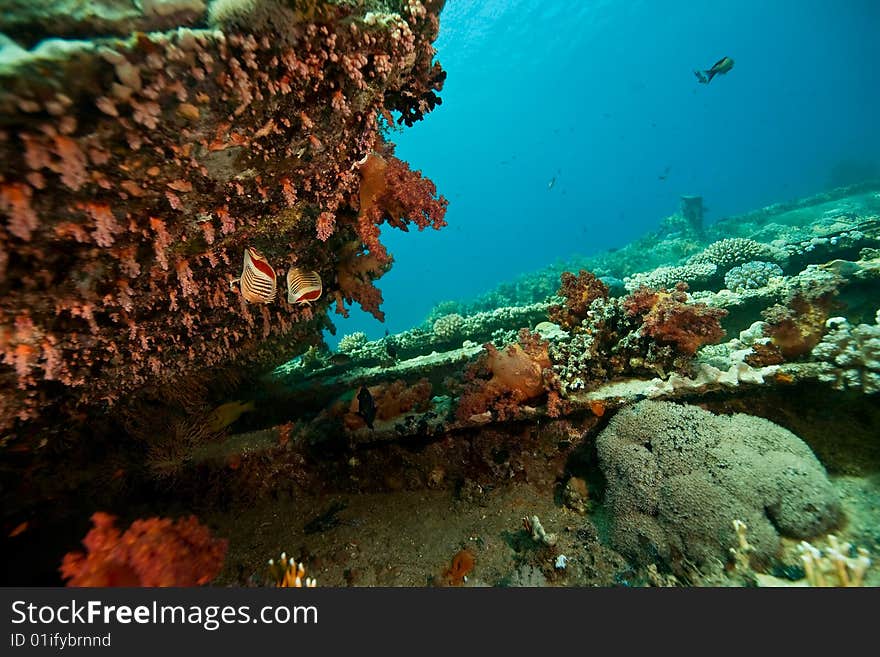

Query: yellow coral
[799,536,871,587]
[267,552,317,588]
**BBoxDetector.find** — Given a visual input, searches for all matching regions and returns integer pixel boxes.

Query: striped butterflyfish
[231,247,277,303]
[286,268,322,305]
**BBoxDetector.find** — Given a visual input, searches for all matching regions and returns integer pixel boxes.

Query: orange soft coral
[623,283,727,356]
[60,512,227,587]
[456,331,552,422]
[439,549,475,586]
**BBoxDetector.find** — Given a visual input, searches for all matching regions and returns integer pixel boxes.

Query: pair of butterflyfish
[231,247,322,306]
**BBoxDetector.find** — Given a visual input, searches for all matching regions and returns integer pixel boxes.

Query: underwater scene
[0,0,878,589]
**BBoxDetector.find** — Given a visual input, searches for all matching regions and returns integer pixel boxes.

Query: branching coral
[811,312,880,393]
[60,512,227,587]
[624,262,717,293]
[688,237,784,270]
[432,312,464,340]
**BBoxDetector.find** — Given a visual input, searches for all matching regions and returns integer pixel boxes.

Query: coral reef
[798,535,871,587]
[550,278,727,392]
[267,552,317,587]
[355,144,448,264]
[811,312,880,393]
[432,312,464,340]
[439,548,475,586]
[0,0,447,436]
[596,400,842,572]
[762,267,842,358]
[622,284,727,356]
[60,512,227,586]
[338,330,368,354]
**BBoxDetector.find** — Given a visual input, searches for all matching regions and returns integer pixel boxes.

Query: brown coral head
[549,269,609,329]
[744,342,785,367]
[762,292,838,360]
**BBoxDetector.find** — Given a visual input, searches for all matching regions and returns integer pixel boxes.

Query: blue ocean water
[329,0,880,345]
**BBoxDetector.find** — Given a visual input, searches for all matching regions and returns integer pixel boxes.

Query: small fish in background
[205,400,255,433]
[658,165,672,181]
[547,176,556,190]
[695,56,734,83]
[356,386,376,429]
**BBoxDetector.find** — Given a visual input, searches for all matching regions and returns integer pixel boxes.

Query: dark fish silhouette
[385,341,398,360]
[695,56,734,83]
[356,385,376,429]
[329,353,352,366]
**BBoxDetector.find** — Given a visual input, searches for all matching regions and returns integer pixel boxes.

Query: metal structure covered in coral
[0,0,448,436]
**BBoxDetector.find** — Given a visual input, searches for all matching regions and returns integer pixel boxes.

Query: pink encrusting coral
[0,1,448,435]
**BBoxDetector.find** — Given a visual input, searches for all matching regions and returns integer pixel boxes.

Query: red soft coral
[332,241,389,320]
[356,148,447,263]
[60,512,228,587]
[762,291,838,360]
[623,283,727,356]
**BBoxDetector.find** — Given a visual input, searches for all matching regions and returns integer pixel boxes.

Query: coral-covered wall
[0,1,447,436]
